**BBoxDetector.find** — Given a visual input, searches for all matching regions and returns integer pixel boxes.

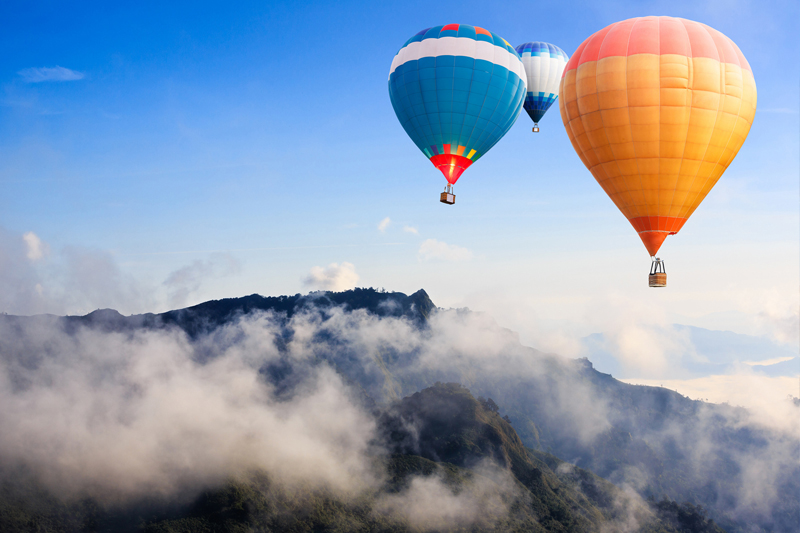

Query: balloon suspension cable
[649,257,667,287]
[649,257,666,275]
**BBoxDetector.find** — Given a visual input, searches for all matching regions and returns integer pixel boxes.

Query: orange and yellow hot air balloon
[559,16,756,286]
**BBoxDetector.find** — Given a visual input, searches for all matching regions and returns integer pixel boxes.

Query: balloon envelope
[559,16,757,255]
[389,25,527,185]
[515,42,569,125]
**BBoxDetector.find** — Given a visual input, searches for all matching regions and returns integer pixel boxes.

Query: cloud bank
[0,315,378,502]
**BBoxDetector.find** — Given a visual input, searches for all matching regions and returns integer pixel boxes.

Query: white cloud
[620,373,799,436]
[418,239,473,262]
[374,461,516,531]
[606,324,693,379]
[163,253,242,309]
[378,217,391,232]
[756,307,799,349]
[0,227,152,316]
[0,316,378,501]
[22,231,47,261]
[743,356,796,366]
[303,262,359,291]
[403,225,419,235]
[18,66,85,83]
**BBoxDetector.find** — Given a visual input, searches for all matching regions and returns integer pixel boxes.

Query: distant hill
[582,325,800,379]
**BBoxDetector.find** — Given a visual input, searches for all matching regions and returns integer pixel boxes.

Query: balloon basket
[440,184,455,205]
[649,257,666,287]
[532,125,540,133]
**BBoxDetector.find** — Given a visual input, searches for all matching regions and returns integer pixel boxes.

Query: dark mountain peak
[84,308,127,326]
[380,382,529,470]
[408,288,436,319]
[62,308,133,333]
[86,308,123,319]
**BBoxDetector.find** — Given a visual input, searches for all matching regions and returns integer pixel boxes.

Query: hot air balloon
[558,16,756,286]
[389,25,527,204]
[515,42,569,132]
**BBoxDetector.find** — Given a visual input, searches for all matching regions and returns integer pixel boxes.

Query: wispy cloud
[18,66,85,83]
[303,262,359,291]
[403,225,419,235]
[378,217,391,232]
[418,239,472,262]
[163,253,242,309]
[22,232,48,261]
[374,460,517,530]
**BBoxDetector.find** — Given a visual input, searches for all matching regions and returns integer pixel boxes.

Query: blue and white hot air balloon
[388,25,527,204]
[514,42,569,132]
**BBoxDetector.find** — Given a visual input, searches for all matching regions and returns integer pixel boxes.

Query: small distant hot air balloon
[389,25,527,204]
[515,42,570,132]
[559,16,757,286]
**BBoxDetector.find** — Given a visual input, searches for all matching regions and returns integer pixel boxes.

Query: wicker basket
[649,273,667,287]
[440,192,455,205]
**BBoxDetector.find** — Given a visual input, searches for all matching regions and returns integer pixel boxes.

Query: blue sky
[1,0,798,374]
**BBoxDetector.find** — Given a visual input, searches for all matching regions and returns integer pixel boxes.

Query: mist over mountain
[0,288,796,532]
[583,325,799,379]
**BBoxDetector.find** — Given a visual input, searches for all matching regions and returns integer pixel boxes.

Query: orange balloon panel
[559,16,757,255]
